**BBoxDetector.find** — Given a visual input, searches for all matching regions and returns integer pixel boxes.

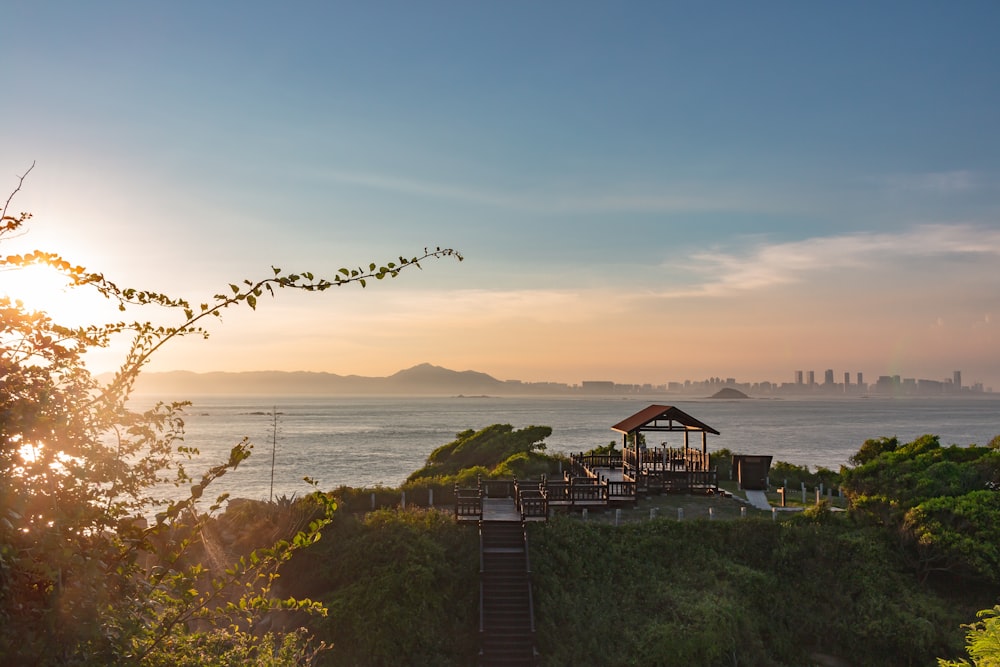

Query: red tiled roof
[611,404,720,435]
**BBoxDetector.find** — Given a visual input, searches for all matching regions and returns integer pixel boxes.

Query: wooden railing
[478,530,485,639]
[573,452,623,470]
[455,486,482,520]
[523,527,538,652]
[624,446,710,472]
[481,479,517,499]
[607,480,636,499]
[542,480,569,502]
[517,489,548,520]
[566,479,608,503]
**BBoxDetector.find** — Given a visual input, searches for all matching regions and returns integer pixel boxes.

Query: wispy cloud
[319,168,794,215]
[656,224,1000,298]
[320,169,520,208]
[881,170,980,195]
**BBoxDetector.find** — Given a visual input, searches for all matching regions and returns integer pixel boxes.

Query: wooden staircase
[479,519,538,666]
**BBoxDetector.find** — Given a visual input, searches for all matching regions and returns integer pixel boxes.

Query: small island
[709,387,750,399]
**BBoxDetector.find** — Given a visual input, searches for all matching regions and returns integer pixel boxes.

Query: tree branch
[2,160,36,225]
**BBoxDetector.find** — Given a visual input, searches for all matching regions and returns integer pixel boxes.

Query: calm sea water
[138,394,1000,503]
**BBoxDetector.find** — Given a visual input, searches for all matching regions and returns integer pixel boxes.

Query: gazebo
[610,404,721,493]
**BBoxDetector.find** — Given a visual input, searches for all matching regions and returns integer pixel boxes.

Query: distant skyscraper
[795,370,803,385]
[857,372,863,387]
[824,369,834,385]
[954,370,962,389]
[844,372,850,386]
[807,370,815,386]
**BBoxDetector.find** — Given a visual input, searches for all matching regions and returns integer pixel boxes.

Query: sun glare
[17,440,41,464]
[1,262,71,308]
[0,262,110,325]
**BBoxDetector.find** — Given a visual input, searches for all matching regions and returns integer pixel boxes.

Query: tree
[841,433,1000,583]
[406,424,555,482]
[0,164,461,664]
[939,605,1000,667]
[848,435,899,466]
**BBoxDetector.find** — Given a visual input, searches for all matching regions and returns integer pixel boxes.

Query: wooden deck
[482,497,522,522]
[455,449,718,523]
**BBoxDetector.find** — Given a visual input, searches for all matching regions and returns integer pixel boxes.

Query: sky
[2,2,1000,389]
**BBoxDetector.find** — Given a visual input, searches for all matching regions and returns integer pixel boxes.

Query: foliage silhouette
[0,164,461,664]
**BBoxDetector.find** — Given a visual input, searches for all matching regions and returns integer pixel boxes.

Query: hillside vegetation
[262,427,1000,666]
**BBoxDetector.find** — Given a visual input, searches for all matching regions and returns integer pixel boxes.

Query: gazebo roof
[611,404,720,436]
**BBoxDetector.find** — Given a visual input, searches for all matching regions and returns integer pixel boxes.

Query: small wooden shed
[731,454,773,490]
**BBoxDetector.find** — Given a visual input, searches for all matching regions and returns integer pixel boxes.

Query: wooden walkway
[456,452,719,525]
[482,497,522,522]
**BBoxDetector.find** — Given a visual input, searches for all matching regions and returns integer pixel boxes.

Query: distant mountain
[387,363,505,392]
[125,363,511,396]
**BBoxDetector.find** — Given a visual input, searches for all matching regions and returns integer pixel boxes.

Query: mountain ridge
[122,363,520,396]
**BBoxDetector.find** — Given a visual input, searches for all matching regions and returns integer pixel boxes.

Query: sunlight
[0,262,72,312]
[16,439,40,464]
[0,261,118,327]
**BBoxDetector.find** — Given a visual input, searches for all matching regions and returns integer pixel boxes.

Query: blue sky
[3,2,999,388]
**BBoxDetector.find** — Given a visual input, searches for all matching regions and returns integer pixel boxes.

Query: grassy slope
[274,497,994,667]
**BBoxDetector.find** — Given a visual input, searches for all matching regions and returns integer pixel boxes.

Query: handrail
[481,478,517,499]
[607,480,636,498]
[523,526,537,636]
[478,527,484,636]
[518,489,548,519]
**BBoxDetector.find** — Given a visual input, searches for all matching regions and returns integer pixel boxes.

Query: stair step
[478,519,537,665]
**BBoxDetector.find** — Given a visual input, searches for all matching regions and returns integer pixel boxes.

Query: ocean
[139,394,1000,503]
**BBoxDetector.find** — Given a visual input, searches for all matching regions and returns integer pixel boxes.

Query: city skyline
[567,366,990,395]
[129,362,995,397]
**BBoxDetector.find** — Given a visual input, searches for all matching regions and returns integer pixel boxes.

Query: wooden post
[772,507,777,521]
[371,492,376,510]
[615,509,621,526]
[401,490,406,510]
[428,487,434,507]
[801,482,806,504]
[677,507,684,521]
[740,506,746,518]
[709,507,715,520]
[582,508,588,521]
[815,488,821,505]
[777,487,786,508]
